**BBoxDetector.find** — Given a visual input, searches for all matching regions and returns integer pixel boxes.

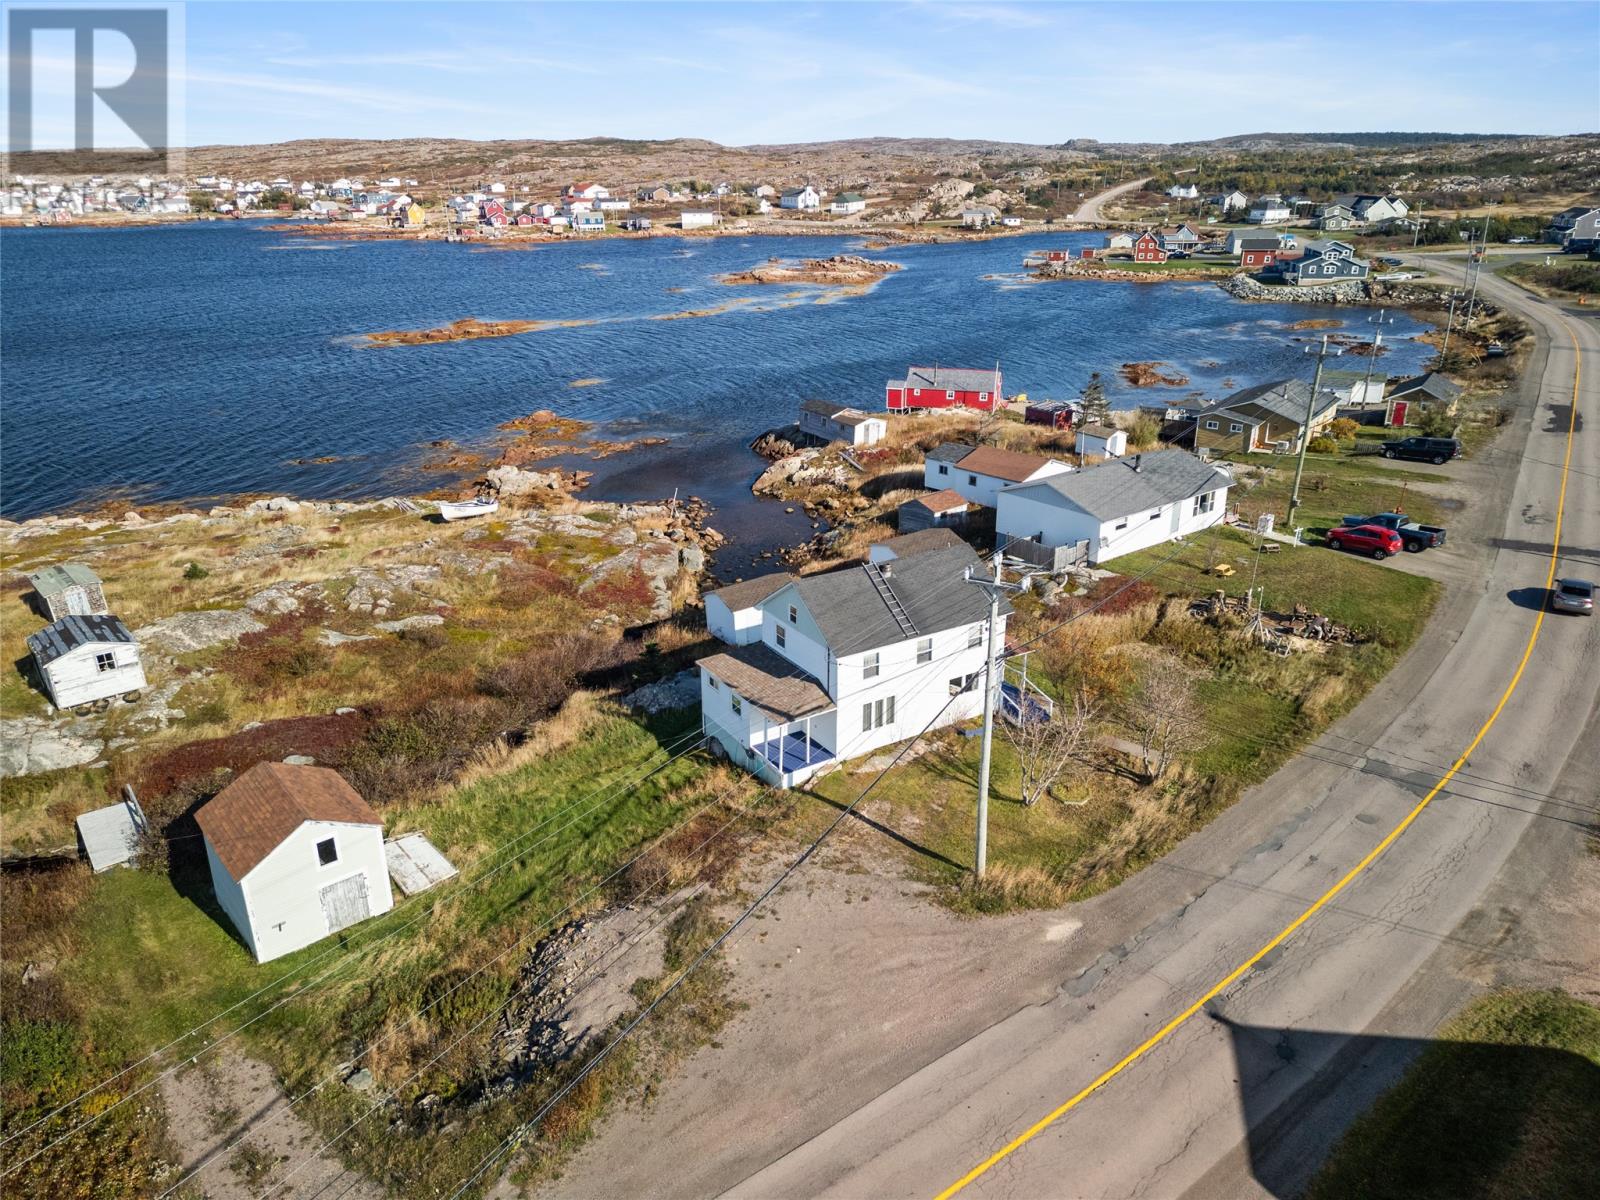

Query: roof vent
[1132,454,1142,472]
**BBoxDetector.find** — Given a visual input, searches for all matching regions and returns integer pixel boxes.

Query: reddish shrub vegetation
[129,712,370,802]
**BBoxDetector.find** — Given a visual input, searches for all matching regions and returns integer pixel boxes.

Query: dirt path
[160,1051,383,1200]
[1070,176,1152,224]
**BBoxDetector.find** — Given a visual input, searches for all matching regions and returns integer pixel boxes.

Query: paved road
[1069,177,1151,225]
[716,262,1599,1198]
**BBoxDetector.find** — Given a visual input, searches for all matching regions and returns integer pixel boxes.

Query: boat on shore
[437,497,499,521]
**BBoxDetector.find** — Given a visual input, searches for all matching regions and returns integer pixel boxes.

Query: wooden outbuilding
[28,562,107,621]
[25,614,146,712]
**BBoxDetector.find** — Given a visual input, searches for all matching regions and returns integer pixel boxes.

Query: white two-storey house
[698,531,1009,787]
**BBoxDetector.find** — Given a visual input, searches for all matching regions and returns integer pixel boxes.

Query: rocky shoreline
[718,253,902,288]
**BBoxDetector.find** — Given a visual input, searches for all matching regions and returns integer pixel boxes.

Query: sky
[13,0,1600,149]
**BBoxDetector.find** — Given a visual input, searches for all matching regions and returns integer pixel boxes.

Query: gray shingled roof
[1003,451,1232,522]
[787,542,1008,656]
[709,572,796,613]
[1205,379,1336,427]
[28,562,101,595]
[1388,373,1463,403]
[899,366,1001,394]
[870,527,966,558]
[927,441,976,464]
[800,398,846,417]
[26,614,136,666]
[1238,237,1282,251]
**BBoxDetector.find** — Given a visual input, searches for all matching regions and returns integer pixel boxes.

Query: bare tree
[1005,684,1101,807]
[1121,655,1202,783]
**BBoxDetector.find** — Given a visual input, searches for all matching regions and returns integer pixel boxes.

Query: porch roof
[699,642,834,722]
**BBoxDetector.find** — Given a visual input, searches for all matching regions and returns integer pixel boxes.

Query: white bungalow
[26,615,147,712]
[705,574,796,646]
[1075,423,1128,458]
[780,185,821,210]
[923,443,1073,509]
[196,763,394,963]
[830,192,867,215]
[996,450,1232,567]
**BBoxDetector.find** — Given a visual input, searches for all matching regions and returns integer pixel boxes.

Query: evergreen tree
[1079,372,1110,426]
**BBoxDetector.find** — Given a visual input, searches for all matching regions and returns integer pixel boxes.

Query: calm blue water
[1,222,1436,535]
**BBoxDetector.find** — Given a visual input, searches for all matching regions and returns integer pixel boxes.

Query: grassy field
[1307,989,1600,1200]
[1210,451,1447,540]
[1499,258,1600,302]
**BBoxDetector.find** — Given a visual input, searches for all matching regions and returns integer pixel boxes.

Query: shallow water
[1,223,1436,545]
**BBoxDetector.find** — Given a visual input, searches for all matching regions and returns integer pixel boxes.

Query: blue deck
[1001,682,1053,725]
[759,730,835,774]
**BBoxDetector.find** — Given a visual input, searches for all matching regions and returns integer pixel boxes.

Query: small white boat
[437,497,499,521]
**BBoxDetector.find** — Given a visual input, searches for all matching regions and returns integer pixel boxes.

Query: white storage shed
[196,763,393,963]
[26,614,147,712]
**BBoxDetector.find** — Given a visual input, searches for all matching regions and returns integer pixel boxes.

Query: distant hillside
[1190,131,1534,149]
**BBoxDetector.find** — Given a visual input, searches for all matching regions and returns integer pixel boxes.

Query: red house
[514,213,534,226]
[886,365,1002,412]
[478,199,507,226]
[1132,232,1167,263]
[1238,238,1282,269]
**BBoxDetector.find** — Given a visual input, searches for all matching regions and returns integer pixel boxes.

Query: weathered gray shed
[28,563,108,621]
[384,833,459,896]
[26,614,148,712]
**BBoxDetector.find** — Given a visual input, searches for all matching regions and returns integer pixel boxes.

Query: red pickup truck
[1326,524,1403,560]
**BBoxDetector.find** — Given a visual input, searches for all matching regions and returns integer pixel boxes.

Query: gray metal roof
[76,796,147,872]
[1205,379,1337,426]
[26,614,136,666]
[899,366,1001,394]
[28,562,101,595]
[1004,451,1232,522]
[788,542,1007,656]
[1238,237,1282,251]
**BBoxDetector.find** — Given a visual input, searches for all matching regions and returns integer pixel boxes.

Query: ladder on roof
[862,562,919,638]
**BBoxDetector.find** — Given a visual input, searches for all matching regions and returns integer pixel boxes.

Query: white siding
[924,461,1072,509]
[205,840,255,958]
[997,486,1229,566]
[236,821,393,963]
[39,642,147,709]
[705,595,765,645]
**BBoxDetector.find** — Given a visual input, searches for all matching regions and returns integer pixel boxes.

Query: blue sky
[146,1,1600,145]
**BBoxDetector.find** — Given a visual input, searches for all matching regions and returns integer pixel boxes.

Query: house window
[917,638,933,664]
[938,463,949,476]
[862,695,895,730]
[863,652,880,680]
[950,673,979,695]
[968,625,983,649]
[707,675,719,689]
[968,474,978,487]
[979,393,988,402]
[317,837,338,866]
[1203,419,1219,430]
[1193,491,1217,515]
[1149,509,1162,521]
[946,390,955,400]
[94,651,116,672]
[1229,422,1244,433]
[787,604,798,624]
[1114,518,1129,530]
[731,692,742,714]
[775,624,787,649]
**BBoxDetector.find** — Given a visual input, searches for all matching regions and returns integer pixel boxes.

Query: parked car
[1381,435,1462,465]
[1341,511,1447,552]
[1549,578,1595,615]
[1326,525,1403,560]
[1507,236,1533,244]
[1380,256,1404,266]
[1168,250,1190,259]
[1485,341,1507,357]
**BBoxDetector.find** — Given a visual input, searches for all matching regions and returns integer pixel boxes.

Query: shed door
[63,586,90,615]
[319,874,370,934]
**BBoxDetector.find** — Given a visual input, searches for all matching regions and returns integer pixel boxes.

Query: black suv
[1380,436,1461,465]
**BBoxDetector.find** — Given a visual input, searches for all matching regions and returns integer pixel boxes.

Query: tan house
[1187,379,1339,455]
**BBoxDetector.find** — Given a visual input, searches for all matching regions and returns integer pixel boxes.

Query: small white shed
[26,614,147,712]
[1075,423,1128,458]
[704,573,795,646]
[196,763,393,963]
[680,211,719,230]
[798,400,886,447]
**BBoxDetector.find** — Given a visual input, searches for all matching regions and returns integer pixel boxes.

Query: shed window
[979,393,989,402]
[916,638,933,664]
[317,837,338,866]
[94,651,117,672]
[775,624,787,649]
[946,390,955,400]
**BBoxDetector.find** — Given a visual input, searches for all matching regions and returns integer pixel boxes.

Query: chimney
[1133,454,1142,472]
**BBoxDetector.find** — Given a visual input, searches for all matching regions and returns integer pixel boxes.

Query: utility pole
[1360,309,1391,406]
[1440,291,1459,368]
[1289,334,1341,524]
[1412,201,1425,249]
[1464,213,1490,324]
[966,553,1020,880]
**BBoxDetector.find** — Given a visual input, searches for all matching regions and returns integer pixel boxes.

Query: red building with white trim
[1132,232,1167,263]
[886,365,1002,412]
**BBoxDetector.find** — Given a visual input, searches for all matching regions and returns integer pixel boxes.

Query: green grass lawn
[1307,989,1600,1200]
[1499,258,1600,302]
[1216,452,1446,538]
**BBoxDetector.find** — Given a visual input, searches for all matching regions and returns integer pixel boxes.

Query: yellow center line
[935,309,1585,1200]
